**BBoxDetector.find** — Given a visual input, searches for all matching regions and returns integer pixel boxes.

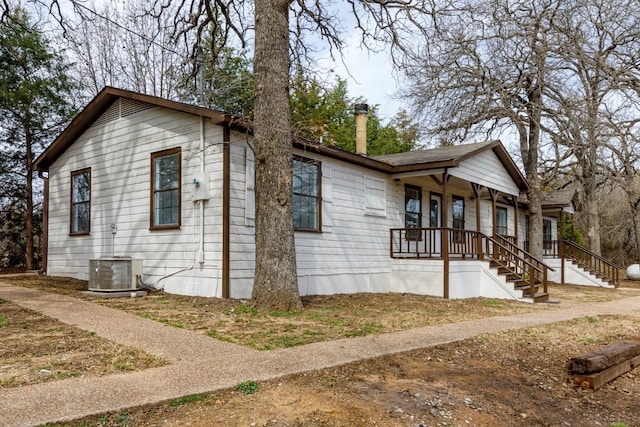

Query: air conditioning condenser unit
[89,257,143,291]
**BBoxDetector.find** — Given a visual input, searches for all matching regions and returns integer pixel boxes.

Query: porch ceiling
[399,174,478,196]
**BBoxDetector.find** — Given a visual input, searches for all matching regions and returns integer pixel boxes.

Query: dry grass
[2,274,640,390]
[2,275,551,350]
[53,314,640,427]
[0,299,165,388]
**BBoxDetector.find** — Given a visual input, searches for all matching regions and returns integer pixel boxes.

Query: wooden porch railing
[390,228,552,298]
[493,234,555,281]
[524,239,621,287]
[485,234,550,298]
[524,240,561,257]
[563,240,621,287]
[390,228,481,259]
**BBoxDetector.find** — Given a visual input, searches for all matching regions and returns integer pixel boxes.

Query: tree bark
[582,185,601,255]
[25,124,34,270]
[251,0,303,311]
[522,79,544,261]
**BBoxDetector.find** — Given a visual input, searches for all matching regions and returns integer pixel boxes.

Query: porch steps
[490,261,549,303]
[522,292,550,303]
[569,260,616,287]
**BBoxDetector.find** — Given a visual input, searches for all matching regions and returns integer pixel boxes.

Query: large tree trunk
[25,124,34,270]
[580,135,601,255]
[251,0,303,311]
[582,186,601,255]
[527,184,544,261]
[522,80,544,261]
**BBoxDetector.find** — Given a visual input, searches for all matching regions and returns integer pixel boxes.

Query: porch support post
[560,212,566,285]
[488,188,499,237]
[471,183,483,260]
[442,171,450,299]
[512,195,519,245]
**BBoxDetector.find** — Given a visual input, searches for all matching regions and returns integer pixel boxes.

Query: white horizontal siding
[294,158,397,278]
[479,201,516,236]
[450,149,520,196]
[227,146,402,298]
[46,105,225,297]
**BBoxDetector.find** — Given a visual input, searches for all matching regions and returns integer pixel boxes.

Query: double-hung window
[496,206,508,235]
[151,148,181,229]
[293,156,321,231]
[70,168,91,235]
[452,195,465,243]
[452,196,465,229]
[405,185,422,240]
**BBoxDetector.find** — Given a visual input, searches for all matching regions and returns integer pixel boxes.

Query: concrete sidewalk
[1,281,640,427]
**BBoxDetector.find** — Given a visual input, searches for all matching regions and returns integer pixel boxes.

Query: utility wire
[72,1,189,60]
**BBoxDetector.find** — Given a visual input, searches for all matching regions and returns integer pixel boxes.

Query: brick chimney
[354,103,368,156]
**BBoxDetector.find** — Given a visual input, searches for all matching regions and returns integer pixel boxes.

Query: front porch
[390,227,552,302]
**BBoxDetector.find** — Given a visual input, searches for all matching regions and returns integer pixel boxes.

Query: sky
[316,43,405,121]
[45,0,404,122]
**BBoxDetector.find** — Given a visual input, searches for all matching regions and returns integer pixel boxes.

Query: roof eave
[293,139,393,173]
[34,87,231,172]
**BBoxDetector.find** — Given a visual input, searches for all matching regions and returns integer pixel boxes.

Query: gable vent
[92,98,154,127]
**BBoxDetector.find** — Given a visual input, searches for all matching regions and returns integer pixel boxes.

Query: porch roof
[519,188,576,214]
[374,140,529,192]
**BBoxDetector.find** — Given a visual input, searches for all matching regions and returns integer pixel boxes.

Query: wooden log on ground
[568,342,640,374]
[568,342,640,390]
[571,359,632,390]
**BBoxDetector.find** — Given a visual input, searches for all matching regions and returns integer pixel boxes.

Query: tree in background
[290,74,418,156]
[177,22,254,115]
[64,0,185,100]
[0,7,76,269]
[400,0,561,260]
[400,0,640,259]
[541,0,640,256]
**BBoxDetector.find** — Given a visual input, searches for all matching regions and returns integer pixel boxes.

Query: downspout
[222,125,230,298]
[198,116,205,264]
[561,211,566,285]
[38,171,49,275]
[197,54,206,265]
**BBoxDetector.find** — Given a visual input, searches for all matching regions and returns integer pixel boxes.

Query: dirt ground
[2,275,640,426]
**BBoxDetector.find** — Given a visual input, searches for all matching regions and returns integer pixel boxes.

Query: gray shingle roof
[373,141,498,166]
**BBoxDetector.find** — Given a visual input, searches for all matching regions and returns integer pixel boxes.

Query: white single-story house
[33,87,616,303]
